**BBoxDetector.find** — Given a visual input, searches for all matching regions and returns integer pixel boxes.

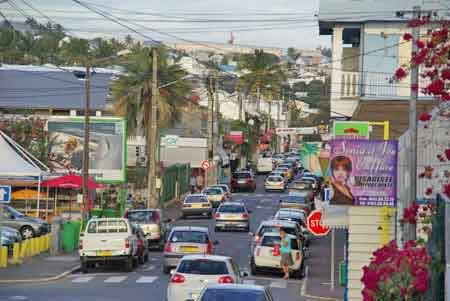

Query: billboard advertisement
[329,139,397,207]
[332,121,369,139]
[47,117,126,183]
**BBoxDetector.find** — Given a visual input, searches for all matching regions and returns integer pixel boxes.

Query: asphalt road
[0,176,330,301]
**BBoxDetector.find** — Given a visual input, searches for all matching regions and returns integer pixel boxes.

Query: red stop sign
[307,210,330,236]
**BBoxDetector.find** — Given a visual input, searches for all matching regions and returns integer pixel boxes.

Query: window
[87,221,97,233]
[267,176,283,182]
[201,289,266,301]
[170,231,208,243]
[233,173,251,179]
[203,188,222,195]
[185,196,209,203]
[127,211,155,223]
[261,236,299,250]
[93,220,128,233]
[258,226,297,237]
[177,260,228,275]
[218,205,244,213]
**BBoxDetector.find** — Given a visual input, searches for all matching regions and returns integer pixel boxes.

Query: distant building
[168,42,283,56]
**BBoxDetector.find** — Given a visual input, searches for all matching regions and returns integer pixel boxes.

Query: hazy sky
[2,0,331,50]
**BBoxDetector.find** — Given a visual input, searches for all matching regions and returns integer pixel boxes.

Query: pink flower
[395,68,408,79]
[411,83,419,92]
[400,287,408,296]
[418,112,432,122]
[445,149,450,160]
[442,69,450,80]
[416,39,425,49]
[403,32,413,41]
[425,187,433,195]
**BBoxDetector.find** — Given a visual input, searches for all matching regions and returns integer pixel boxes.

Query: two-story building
[318,0,440,138]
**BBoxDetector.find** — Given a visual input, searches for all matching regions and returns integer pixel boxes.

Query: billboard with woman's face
[329,139,398,207]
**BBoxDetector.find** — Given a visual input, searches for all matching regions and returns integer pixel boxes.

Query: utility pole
[148,48,159,208]
[215,75,220,150]
[207,76,214,160]
[256,84,261,113]
[238,92,243,121]
[82,64,91,221]
[268,94,272,130]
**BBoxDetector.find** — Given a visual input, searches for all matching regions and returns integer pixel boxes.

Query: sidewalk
[304,229,345,300]
[0,251,79,283]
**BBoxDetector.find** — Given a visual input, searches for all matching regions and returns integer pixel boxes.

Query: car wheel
[81,261,89,274]
[144,253,149,263]
[138,254,145,265]
[133,256,139,268]
[163,265,171,274]
[20,226,35,240]
[124,256,134,272]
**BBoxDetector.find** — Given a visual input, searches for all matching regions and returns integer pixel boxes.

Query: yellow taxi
[202,187,226,208]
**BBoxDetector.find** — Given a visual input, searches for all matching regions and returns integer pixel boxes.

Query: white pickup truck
[79,218,139,273]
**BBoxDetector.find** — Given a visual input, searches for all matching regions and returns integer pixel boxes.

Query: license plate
[97,250,112,256]
[227,215,238,219]
[238,180,246,184]
[191,203,202,208]
[181,246,199,253]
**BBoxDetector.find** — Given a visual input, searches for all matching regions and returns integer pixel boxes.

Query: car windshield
[170,231,208,243]
[233,173,251,179]
[185,196,209,203]
[259,225,297,237]
[281,196,307,203]
[127,211,155,223]
[177,260,228,275]
[261,235,299,250]
[213,186,228,192]
[218,205,245,213]
[4,206,25,217]
[204,188,222,195]
[267,176,283,182]
[88,220,128,234]
[201,289,267,301]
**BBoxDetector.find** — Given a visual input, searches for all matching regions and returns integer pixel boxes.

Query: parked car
[124,209,169,250]
[250,219,302,252]
[274,167,292,181]
[182,194,213,218]
[0,226,22,244]
[210,184,232,200]
[79,218,139,273]
[0,205,50,239]
[0,234,13,255]
[251,232,304,279]
[194,284,274,301]
[215,202,250,232]
[163,226,219,273]
[167,255,246,301]
[132,224,149,264]
[264,175,286,192]
[274,209,311,246]
[230,171,256,192]
[270,170,288,184]
[202,187,227,208]
[279,194,313,213]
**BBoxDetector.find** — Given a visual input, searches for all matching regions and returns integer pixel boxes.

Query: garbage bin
[71,220,81,250]
[339,261,347,286]
[61,221,76,253]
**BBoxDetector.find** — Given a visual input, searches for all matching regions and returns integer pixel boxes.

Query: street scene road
[0,176,344,301]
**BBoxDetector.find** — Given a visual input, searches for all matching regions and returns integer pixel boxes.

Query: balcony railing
[341,71,360,98]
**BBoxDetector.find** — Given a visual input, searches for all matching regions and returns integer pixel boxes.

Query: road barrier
[0,234,51,269]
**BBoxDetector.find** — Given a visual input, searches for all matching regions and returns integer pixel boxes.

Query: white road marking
[136,276,158,283]
[72,276,94,283]
[270,280,287,289]
[301,266,309,296]
[142,265,156,271]
[104,276,127,283]
[243,280,255,285]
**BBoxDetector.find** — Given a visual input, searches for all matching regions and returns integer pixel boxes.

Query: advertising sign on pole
[47,117,126,183]
[0,185,11,204]
[329,139,398,207]
[332,121,370,139]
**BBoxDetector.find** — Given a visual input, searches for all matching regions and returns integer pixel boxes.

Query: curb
[0,265,80,284]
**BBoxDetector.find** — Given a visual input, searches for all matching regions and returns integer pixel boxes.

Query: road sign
[307,209,330,236]
[201,160,211,171]
[0,185,11,204]
[324,188,331,204]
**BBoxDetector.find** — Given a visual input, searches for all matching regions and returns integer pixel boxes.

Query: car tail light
[218,276,234,284]
[79,239,83,250]
[124,210,128,218]
[207,241,213,254]
[153,211,160,224]
[272,244,281,256]
[296,252,301,261]
[183,204,191,208]
[242,213,249,219]
[165,242,172,253]
[125,239,130,249]
[221,196,225,201]
[215,213,221,218]
[256,248,261,256]
[170,273,185,284]
[254,235,260,243]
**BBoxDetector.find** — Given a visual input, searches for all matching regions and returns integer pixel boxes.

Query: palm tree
[111,46,191,208]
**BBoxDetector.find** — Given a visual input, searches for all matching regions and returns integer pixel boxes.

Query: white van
[257,156,273,174]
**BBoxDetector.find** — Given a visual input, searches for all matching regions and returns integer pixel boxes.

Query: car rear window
[201,289,266,301]
[185,196,209,203]
[177,260,228,275]
[127,211,156,223]
[261,236,299,250]
[291,182,312,189]
[170,231,209,243]
[267,176,283,182]
[218,205,245,213]
[87,220,128,234]
[233,173,251,179]
[258,225,297,237]
[203,188,222,195]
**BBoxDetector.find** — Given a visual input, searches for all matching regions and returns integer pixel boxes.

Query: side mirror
[248,232,254,237]
[164,218,172,223]
[240,271,249,277]
[170,269,176,276]
[213,240,219,245]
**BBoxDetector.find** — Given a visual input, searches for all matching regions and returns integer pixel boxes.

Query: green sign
[333,121,369,139]
[161,135,179,148]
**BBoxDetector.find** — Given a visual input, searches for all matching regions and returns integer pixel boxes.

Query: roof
[203,284,265,291]
[260,219,297,227]
[170,226,209,232]
[318,0,449,26]
[219,202,244,207]
[261,232,297,238]
[0,64,119,110]
[181,254,231,261]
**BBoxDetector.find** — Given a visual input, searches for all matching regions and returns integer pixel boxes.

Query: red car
[230,171,256,192]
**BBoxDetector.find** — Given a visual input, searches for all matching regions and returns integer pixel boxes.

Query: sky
[2,0,331,50]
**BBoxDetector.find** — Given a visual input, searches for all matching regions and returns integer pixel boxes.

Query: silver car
[214,202,250,232]
[163,226,218,273]
[182,194,213,218]
[125,209,169,250]
[1,205,50,239]
[194,284,274,301]
[167,255,245,301]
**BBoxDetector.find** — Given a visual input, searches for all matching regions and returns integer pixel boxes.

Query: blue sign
[0,185,11,203]
[324,187,331,204]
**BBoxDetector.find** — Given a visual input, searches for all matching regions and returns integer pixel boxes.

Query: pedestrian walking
[279,227,293,280]
[190,175,197,193]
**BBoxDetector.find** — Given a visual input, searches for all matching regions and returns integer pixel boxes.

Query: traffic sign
[0,185,11,204]
[201,160,211,171]
[307,210,330,236]
[324,188,331,204]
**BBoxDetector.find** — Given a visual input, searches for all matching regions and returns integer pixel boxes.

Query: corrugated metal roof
[319,0,450,24]
[0,65,118,110]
